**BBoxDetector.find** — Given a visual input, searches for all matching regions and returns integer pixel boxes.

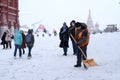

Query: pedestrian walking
[5,29,13,49]
[13,30,23,58]
[1,31,8,49]
[26,29,34,59]
[21,31,26,54]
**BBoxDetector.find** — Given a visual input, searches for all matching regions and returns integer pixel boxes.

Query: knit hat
[63,22,67,26]
[75,22,81,27]
[28,29,33,34]
[70,20,76,25]
[80,23,87,29]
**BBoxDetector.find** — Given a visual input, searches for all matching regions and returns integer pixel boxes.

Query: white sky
[19,0,120,31]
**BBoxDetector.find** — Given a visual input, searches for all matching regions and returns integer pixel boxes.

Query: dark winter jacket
[59,27,69,48]
[1,32,7,44]
[69,20,76,39]
[26,29,34,47]
[21,32,26,48]
[69,26,75,41]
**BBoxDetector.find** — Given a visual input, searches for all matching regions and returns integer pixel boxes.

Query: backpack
[26,34,32,43]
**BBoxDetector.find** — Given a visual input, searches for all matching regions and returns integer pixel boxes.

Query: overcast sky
[19,0,120,31]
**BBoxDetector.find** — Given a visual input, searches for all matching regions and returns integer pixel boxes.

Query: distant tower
[0,0,19,37]
[87,10,94,33]
[95,22,99,31]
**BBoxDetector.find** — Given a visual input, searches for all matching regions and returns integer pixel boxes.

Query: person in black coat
[26,29,35,58]
[1,31,8,49]
[59,22,69,56]
[69,20,77,55]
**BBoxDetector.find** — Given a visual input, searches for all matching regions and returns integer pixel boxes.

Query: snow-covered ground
[0,32,120,80]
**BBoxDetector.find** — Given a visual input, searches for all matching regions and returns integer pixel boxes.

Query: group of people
[1,20,89,68]
[0,29,35,59]
[13,29,35,59]
[59,20,89,68]
[1,30,13,49]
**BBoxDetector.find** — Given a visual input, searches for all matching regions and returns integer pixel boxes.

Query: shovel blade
[83,59,98,67]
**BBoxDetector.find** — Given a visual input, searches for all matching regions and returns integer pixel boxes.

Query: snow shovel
[70,33,98,68]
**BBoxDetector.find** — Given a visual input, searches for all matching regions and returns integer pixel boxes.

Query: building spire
[88,9,91,19]
[87,9,94,33]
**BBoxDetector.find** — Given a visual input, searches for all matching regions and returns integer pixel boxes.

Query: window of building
[8,0,13,6]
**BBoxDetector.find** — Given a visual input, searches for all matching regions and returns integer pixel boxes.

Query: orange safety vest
[75,28,89,46]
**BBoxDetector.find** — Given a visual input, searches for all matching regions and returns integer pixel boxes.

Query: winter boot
[63,52,67,56]
[23,50,25,54]
[27,56,32,59]
[74,64,81,67]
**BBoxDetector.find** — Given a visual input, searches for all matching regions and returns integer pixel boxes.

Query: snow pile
[0,32,120,80]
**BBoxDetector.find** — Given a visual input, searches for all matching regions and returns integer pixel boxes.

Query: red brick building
[0,0,19,37]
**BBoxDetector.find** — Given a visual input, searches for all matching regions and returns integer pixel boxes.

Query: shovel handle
[70,33,87,59]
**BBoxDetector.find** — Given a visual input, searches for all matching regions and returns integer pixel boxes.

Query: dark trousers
[7,41,12,49]
[28,46,32,57]
[63,47,67,54]
[72,41,77,55]
[3,41,8,49]
[14,44,22,57]
[76,46,87,66]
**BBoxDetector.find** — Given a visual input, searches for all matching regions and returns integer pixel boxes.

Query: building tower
[0,0,19,37]
[87,10,94,33]
[95,22,99,31]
